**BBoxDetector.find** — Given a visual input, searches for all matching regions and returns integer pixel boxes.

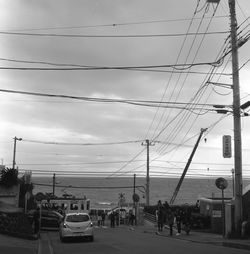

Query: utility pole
[170,128,207,204]
[141,139,154,206]
[52,173,56,196]
[133,174,136,196]
[12,137,22,170]
[232,168,235,198]
[229,0,243,236]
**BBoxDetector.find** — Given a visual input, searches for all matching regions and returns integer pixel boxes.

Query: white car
[59,213,94,242]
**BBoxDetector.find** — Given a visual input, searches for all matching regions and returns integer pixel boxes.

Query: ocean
[32,177,250,208]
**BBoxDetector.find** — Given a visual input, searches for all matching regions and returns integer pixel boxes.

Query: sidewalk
[138,222,250,251]
[0,233,38,254]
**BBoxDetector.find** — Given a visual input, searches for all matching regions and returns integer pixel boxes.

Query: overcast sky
[0,0,250,180]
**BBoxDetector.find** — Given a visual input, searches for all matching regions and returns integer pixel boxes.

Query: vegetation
[0,167,18,188]
[0,167,36,210]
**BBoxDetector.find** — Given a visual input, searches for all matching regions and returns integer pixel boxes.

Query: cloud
[1,0,250,179]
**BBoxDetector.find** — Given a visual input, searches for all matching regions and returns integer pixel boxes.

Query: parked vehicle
[41,210,64,229]
[40,197,91,215]
[59,213,94,242]
[28,209,63,229]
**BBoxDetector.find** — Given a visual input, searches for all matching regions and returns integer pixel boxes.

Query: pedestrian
[175,208,182,235]
[156,200,164,232]
[97,211,102,227]
[101,211,106,226]
[115,211,120,226]
[167,208,175,236]
[110,211,115,228]
[183,207,191,235]
[128,210,133,226]
[33,207,40,235]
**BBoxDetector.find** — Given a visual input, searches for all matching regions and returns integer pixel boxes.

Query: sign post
[132,193,140,226]
[215,177,228,237]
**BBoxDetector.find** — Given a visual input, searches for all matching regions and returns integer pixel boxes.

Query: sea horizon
[31,176,250,207]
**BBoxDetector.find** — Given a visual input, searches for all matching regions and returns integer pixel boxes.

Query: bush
[0,168,18,188]
[0,211,35,239]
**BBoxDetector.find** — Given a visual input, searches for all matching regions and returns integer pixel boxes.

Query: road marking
[48,234,54,254]
[37,233,54,254]
[37,238,42,254]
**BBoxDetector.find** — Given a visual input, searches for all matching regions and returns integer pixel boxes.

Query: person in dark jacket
[175,208,182,235]
[33,207,40,234]
[183,207,191,235]
[110,211,115,228]
[167,208,175,236]
[156,200,164,232]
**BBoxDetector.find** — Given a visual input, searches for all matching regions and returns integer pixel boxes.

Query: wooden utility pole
[12,137,22,170]
[229,0,243,236]
[141,139,154,206]
[170,128,207,204]
[52,173,56,196]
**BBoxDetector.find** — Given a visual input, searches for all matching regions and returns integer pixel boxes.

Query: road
[41,226,250,254]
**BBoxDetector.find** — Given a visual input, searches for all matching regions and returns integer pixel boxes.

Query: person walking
[97,212,102,227]
[101,211,106,226]
[33,207,40,237]
[156,200,164,232]
[115,211,120,226]
[175,208,182,236]
[167,208,175,236]
[110,211,115,228]
[183,207,191,235]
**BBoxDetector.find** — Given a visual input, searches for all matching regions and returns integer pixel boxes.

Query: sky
[0,0,250,181]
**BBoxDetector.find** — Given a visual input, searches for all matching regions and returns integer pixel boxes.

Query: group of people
[156,200,191,236]
[110,209,136,228]
[97,211,106,227]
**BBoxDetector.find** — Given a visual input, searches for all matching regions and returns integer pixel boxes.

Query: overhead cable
[0,30,228,38]
[21,138,143,146]
[0,88,231,113]
[3,15,228,32]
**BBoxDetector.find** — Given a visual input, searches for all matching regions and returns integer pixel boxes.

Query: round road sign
[132,193,140,203]
[215,177,228,190]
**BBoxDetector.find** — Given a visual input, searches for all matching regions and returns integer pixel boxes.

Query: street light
[12,137,22,170]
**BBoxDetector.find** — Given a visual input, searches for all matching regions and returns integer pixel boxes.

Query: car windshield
[66,214,89,222]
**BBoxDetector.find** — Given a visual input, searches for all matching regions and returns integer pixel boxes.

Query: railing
[144,212,156,224]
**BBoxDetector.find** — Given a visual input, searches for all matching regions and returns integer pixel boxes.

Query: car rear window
[66,214,89,222]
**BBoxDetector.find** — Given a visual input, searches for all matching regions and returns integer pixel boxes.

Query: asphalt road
[42,226,250,254]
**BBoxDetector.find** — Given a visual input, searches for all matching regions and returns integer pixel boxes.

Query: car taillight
[89,222,93,227]
[63,223,68,228]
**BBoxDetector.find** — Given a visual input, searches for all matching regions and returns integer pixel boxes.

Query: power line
[106,148,146,178]
[0,30,228,38]
[8,159,145,166]
[3,15,228,32]
[0,57,232,75]
[33,182,145,190]
[0,56,222,68]
[0,88,231,113]
[21,138,143,146]
[0,58,225,71]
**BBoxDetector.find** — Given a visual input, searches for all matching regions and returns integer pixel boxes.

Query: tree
[0,167,18,188]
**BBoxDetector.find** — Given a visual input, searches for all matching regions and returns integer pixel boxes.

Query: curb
[139,227,250,251]
[222,241,250,251]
